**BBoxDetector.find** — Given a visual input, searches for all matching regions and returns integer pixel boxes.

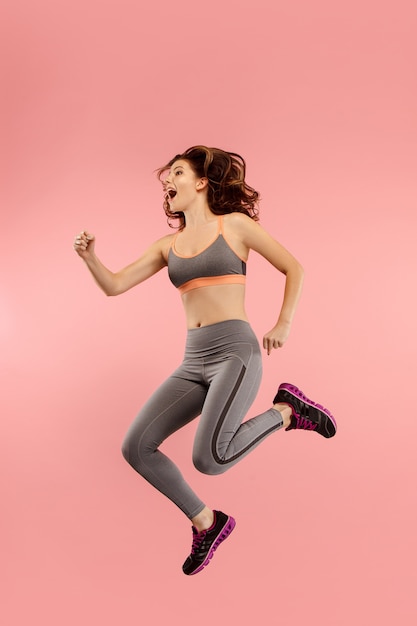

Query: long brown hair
[157,145,260,229]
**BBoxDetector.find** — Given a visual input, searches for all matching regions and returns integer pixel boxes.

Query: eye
[175,170,183,176]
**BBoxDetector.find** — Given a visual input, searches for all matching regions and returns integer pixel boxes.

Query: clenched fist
[73,230,95,260]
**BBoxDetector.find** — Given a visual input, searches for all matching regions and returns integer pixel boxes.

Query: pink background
[2,1,416,624]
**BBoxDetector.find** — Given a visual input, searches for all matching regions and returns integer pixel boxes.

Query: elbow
[285,260,304,279]
[105,277,124,297]
[296,262,305,288]
[105,286,122,297]
[102,284,119,297]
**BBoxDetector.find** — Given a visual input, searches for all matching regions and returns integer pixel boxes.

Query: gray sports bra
[167,215,247,295]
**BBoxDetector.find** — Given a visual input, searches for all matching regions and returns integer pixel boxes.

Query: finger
[73,238,87,251]
[74,232,92,247]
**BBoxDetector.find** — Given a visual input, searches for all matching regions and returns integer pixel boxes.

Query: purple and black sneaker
[182,510,236,575]
[274,383,337,438]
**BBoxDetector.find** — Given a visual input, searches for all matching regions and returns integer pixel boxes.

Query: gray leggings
[121,320,283,519]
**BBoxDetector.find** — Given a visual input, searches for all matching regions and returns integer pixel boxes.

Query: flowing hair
[157,145,260,229]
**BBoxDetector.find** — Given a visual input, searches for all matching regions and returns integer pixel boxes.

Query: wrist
[277,317,292,327]
[83,251,98,265]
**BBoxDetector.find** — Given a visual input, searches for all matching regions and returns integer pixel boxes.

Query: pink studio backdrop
[1,1,416,625]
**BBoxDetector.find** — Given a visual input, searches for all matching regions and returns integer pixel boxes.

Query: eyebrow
[172,165,184,172]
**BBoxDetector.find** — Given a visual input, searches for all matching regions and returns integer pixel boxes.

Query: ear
[196,177,209,191]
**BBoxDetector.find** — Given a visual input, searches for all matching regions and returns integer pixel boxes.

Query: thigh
[195,341,263,449]
[123,372,207,453]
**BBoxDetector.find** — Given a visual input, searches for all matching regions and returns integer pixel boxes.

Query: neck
[182,200,216,229]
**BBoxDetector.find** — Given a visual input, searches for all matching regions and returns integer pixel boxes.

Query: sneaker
[273,383,337,438]
[182,510,236,575]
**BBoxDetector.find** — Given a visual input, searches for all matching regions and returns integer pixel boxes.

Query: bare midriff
[182,283,249,328]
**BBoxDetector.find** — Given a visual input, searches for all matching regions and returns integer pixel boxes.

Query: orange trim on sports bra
[218,214,247,263]
[171,215,247,263]
[171,217,222,258]
[178,274,246,295]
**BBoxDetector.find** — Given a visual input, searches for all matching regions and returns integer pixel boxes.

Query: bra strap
[171,231,180,251]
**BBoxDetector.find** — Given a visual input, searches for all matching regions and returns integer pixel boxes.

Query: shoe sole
[188,516,236,575]
[279,383,337,438]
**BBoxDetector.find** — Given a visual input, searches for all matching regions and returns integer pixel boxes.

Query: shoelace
[191,529,207,555]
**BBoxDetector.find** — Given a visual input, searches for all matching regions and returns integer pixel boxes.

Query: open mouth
[164,188,177,202]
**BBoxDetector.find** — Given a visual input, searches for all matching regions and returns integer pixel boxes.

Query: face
[162,160,205,211]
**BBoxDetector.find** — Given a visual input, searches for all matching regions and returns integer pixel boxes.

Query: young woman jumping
[73,145,336,575]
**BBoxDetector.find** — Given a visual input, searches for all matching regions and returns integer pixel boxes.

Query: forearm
[276,262,304,325]
[83,253,119,296]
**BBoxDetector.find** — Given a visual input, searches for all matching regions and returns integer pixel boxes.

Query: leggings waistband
[185,319,258,354]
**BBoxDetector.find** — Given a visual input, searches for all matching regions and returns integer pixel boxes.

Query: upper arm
[229,212,303,275]
[113,235,172,295]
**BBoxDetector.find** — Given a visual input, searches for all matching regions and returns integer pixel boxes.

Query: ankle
[192,507,215,532]
[273,403,293,429]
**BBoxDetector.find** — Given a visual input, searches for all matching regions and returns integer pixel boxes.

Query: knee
[192,451,225,476]
[121,436,132,464]
[121,432,144,467]
[121,430,158,472]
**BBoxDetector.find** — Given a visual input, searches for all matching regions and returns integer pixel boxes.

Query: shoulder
[153,232,176,262]
[139,232,176,259]
[223,212,258,231]
[223,212,280,255]
[221,212,264,257]
[223,212,262,239]
[158,232,176,245]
